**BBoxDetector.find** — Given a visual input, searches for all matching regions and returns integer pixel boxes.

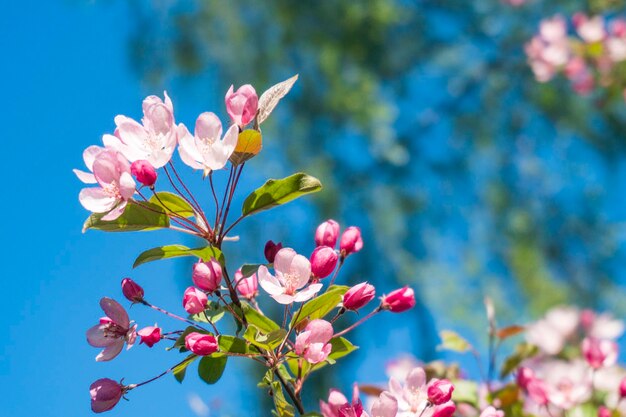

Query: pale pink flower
[78,149,136,221]
[388,367,429,415]
[385,354,421,381]
[582,310,625,340]
[258,248,322,304]
[112,92,180,168]
[532,359,592,409]
[540,16,568,43]
[178,112,239,173]
[90,378,125,413]
[86,297,137,361]
[606,37,626,62]
[573,13,606,43]
[370,391,398,417]
[225,84,258,127]
[295,319,333,364]
[526,306,580,354]
[320,385,370,417]
[582,337,618,369]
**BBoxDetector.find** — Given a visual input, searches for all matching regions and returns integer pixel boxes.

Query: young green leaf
[82,201,169,232]
[148,192,195,217]
[172,354,198,383]
[241,263,263,277]
[438,330,472,353]
[133,245,224,268]
[197,356,228,385]
[241,302,280,333]
[190,301,226,324]
[241,173,322,217]
[291,285,348,328]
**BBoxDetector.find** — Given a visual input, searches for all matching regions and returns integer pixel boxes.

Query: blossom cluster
[77,77,417,415]
[526,14,626,100]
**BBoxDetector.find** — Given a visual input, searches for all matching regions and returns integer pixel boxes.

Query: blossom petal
[195,112,223,143]
[118,172,135,200]
[274,248,297,275]
[271,293,296,305]
[101,201,127,221]
[83,145,104,171]
[290,254,312,289]
[86,324,116,347]
[294,283,323,302]
[178,124,204,170]
[79,187,117,213]
[96,340,124,362]
[100,297,129,328]
[258,266,285,296]
[74,169,97,184]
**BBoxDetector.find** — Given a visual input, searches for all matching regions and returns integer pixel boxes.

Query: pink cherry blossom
[573,13,606,43]
[382,287,416,313]
[225,84,258,127]
[295,319,333,364]
[112,92,180,168]
[526,306,580,355]
[479,406,504,417]
[340,226,363,255]
[388,367,430,416]
[178,112,239,173]
[90,378,124,413]
[183,286,208,314]
[258,247,322,304]
[526,359,592,409]
[192,258,222,292]
[78,149,136,221]
[310,246,339,278]
[86,297,137,361]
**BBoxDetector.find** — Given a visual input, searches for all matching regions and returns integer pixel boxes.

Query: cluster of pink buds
[526,14,626,100]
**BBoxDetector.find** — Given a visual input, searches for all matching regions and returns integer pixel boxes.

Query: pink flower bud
[130,160,157,187]
[427,379,454,405]
[582,337,618,369]
[192,259,222,292]
[381,286,416,312]
[343,282,376,311]
[121,278,144,303]
[620,377,626,398]
[516,367,535,389]
[315,219,340,248]
[225,84,258,127]
[340,226,363,255]
[235,269,258,299]
[183,286,208,314]
[433,402,456,417]
[264,240,283,263]
[185,332,218,356]
[310,246,339,278]
[137,326,161,348]
[598,406,611,417]
[90,378,124,413]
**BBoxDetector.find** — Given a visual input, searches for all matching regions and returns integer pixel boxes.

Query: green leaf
[148,192,194,217]
[190,301,226,324]
[291,285,348,328]
[452,380,479,405]
[438,330,472,353]
[218,335,255,355]
[230,130,263,165]
[241,302,280,333]
[243,327,287,350]
[197,355,228,385]
[241,263,263,277]
[83,201,170,232]
[172,354,198,383]
[500,342,539,378]
[270,380,295,417]
[242,173,322,217]
[133,244,224,268]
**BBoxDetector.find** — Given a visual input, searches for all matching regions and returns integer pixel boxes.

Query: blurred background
[2,0,626,415]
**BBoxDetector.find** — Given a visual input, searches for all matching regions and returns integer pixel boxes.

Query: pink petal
[83,145,104,171]
[100,297,129,328]
[294,283,323,302]
[101,201,126,221]
[195,112,223,143]
[74,169,97,184]
[96,340,124,362]
[258,266,285,296]
[118,172,135,200]
[144,102,173,136]
[271,293,297,305]
[406,367,426,391]
[79,187,117,213]
[86,324,116,347]
[290,254,312,289]
[274,248,297,275]
[306,319,333,344]
[178,125,204,170]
